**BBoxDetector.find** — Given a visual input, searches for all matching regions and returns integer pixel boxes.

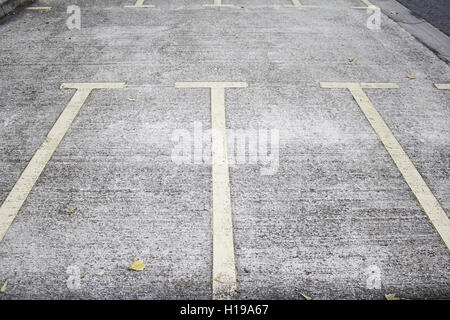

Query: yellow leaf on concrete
[129,260,146,271]
[406,74,415,79]
[385,293,400,300]
[300,293,312,300]
[0,281,7,293]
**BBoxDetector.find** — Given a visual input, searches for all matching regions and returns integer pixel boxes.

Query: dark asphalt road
[396,0,450,36]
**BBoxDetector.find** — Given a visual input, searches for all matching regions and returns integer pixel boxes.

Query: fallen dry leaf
[129,260,146,271]
[6,42,12,47]
[128,98,135,102]
[97,271,104,276]
[1,280,7,293]
[348,57,358,63]
[70,208,77,214]
[80,273,85,279]
[40,8,51,13]
[214,272,223,283]
[300,293,312,300]
[385,293,401,300]
[390,11,399,15]
[406,74,415,79]
[306,277,312,282]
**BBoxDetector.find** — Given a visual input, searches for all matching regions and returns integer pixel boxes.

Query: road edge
[0,0,33,20]
[372,0,450,64]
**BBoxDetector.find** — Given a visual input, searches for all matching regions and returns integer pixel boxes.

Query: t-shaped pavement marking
[175,82,248,300]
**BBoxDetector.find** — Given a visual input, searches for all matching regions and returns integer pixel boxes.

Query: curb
[0,0,34,20]
[372,0,450,64]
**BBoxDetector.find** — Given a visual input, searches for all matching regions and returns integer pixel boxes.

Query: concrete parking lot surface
[0,0,449,299]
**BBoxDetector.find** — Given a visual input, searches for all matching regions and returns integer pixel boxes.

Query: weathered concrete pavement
[0,0,449,299]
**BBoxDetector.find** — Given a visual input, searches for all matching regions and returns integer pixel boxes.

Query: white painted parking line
[0,83,126,243]
[320,82,450,250]
[124,0,155,8]
[350,0,374,9]
[26,7,52,10]
[284,0,318,8]
[435,83,450,90]
[175,82,248,300]
[203,0,234,7]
